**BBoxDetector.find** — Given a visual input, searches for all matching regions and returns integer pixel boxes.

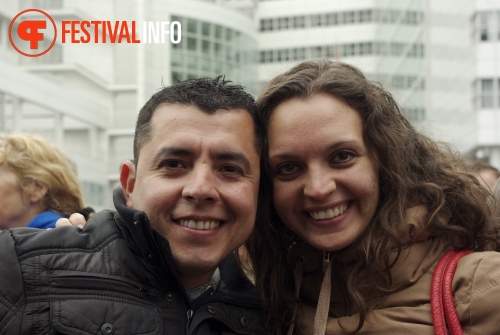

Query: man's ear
[120,160,136,208]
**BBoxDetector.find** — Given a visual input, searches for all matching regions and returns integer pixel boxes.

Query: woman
[247,60,500,334]
[0,133,87,230]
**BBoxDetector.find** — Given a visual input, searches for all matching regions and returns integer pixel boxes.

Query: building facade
[0,0,498,209]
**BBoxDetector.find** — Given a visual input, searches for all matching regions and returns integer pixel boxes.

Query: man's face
[121,104,260,289]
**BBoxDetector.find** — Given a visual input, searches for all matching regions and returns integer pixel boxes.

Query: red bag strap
[430,249,472,335]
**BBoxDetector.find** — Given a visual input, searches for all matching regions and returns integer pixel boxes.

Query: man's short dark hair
[133,76,262,163]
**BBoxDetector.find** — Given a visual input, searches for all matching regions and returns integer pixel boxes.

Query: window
[202,22,211,36]
[187,18,197,34]
[171,53,183,66]
[480,13,490,41]
[497,12,500,40]
[293,16,305,28]
[278,17,289,30]
[311,14,321,27]
[481,79,494,108]
[497,79,500,107]
[360,10,372,23]
[214,43,223,57]
[201,57,211,71]
[215,25,223,39]
[83,181,105,207]
[326,13,338,25]
[202,40,211,54]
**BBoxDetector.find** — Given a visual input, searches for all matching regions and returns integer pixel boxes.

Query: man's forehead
[150,104,255,136]
[146,106,258,156]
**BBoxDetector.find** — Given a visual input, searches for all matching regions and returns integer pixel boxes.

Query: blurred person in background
[494,178,500,200]
[468,160,500,191]
[0,133,89,231]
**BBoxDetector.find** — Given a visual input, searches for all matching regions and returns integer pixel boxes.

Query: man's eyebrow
[151,147,252,172]
[214,152,252,172]
[152,147,192,165]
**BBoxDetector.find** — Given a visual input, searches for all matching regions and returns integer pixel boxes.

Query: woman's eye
[276,163,300,175]
[332,151,355,163]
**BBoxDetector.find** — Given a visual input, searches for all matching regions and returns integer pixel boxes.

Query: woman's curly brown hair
[246,59,499,334]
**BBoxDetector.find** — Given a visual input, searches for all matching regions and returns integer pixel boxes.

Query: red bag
[430,249,472,335]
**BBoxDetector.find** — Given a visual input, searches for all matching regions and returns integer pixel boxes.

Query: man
[0,77,268,334]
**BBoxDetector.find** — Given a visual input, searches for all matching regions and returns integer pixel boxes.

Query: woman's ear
[27,182,48,204]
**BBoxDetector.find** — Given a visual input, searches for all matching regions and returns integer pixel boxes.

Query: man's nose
[181,165,219,203]
[303,166,336,200]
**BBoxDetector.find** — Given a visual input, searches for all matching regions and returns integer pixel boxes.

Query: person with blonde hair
[0,133,85,230]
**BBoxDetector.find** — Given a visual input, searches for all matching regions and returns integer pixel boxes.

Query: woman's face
[0,163,33,230]
[267,93,379,251]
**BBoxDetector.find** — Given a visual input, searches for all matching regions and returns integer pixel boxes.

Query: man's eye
[221,165,243,176]
[332,151,356,163]
[276,163,300,175]
[161,160,184,169]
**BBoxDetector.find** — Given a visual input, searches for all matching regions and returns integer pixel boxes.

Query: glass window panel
[187,18,197,34]
[171,15,182,24]
[201,58,211,71]
[187,37,197,51]
[327,13,338,25]
[311,14,321,27]
[338,12,345,24]
[215,25,223,39]
[294,16,305,28]
[480,13,490,41]
[345,11,354,24]
[260,50,267,63]
[481,79,494,108]
[172,71,183,82]
[497,12,500,40]
[171,52,183,66]
[497,79,500,106]
[202,40,211,54]
[215,61,223,73]
[202,22,211,36]
[215,43,223,57]
[187,55,198,69]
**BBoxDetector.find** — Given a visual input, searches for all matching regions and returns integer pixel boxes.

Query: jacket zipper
[323,251,332,273]
[186,309,194,332]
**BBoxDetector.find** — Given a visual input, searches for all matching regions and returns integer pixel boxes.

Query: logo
[9,8,182,58]
[9,9,57,57]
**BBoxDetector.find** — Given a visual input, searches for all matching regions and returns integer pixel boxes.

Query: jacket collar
[289,206,450,317]
[112,187,181,284]
[112,187,261,305]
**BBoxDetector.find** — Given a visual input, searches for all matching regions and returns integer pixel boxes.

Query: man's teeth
[309,204,348,220]
[179,219,220,230]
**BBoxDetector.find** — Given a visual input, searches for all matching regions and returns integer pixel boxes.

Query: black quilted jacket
[0,189,267,335]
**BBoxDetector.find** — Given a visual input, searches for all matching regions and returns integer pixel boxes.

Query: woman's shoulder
[454,251,500,293]
[455,250,500,275]
[453,251,500,331]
